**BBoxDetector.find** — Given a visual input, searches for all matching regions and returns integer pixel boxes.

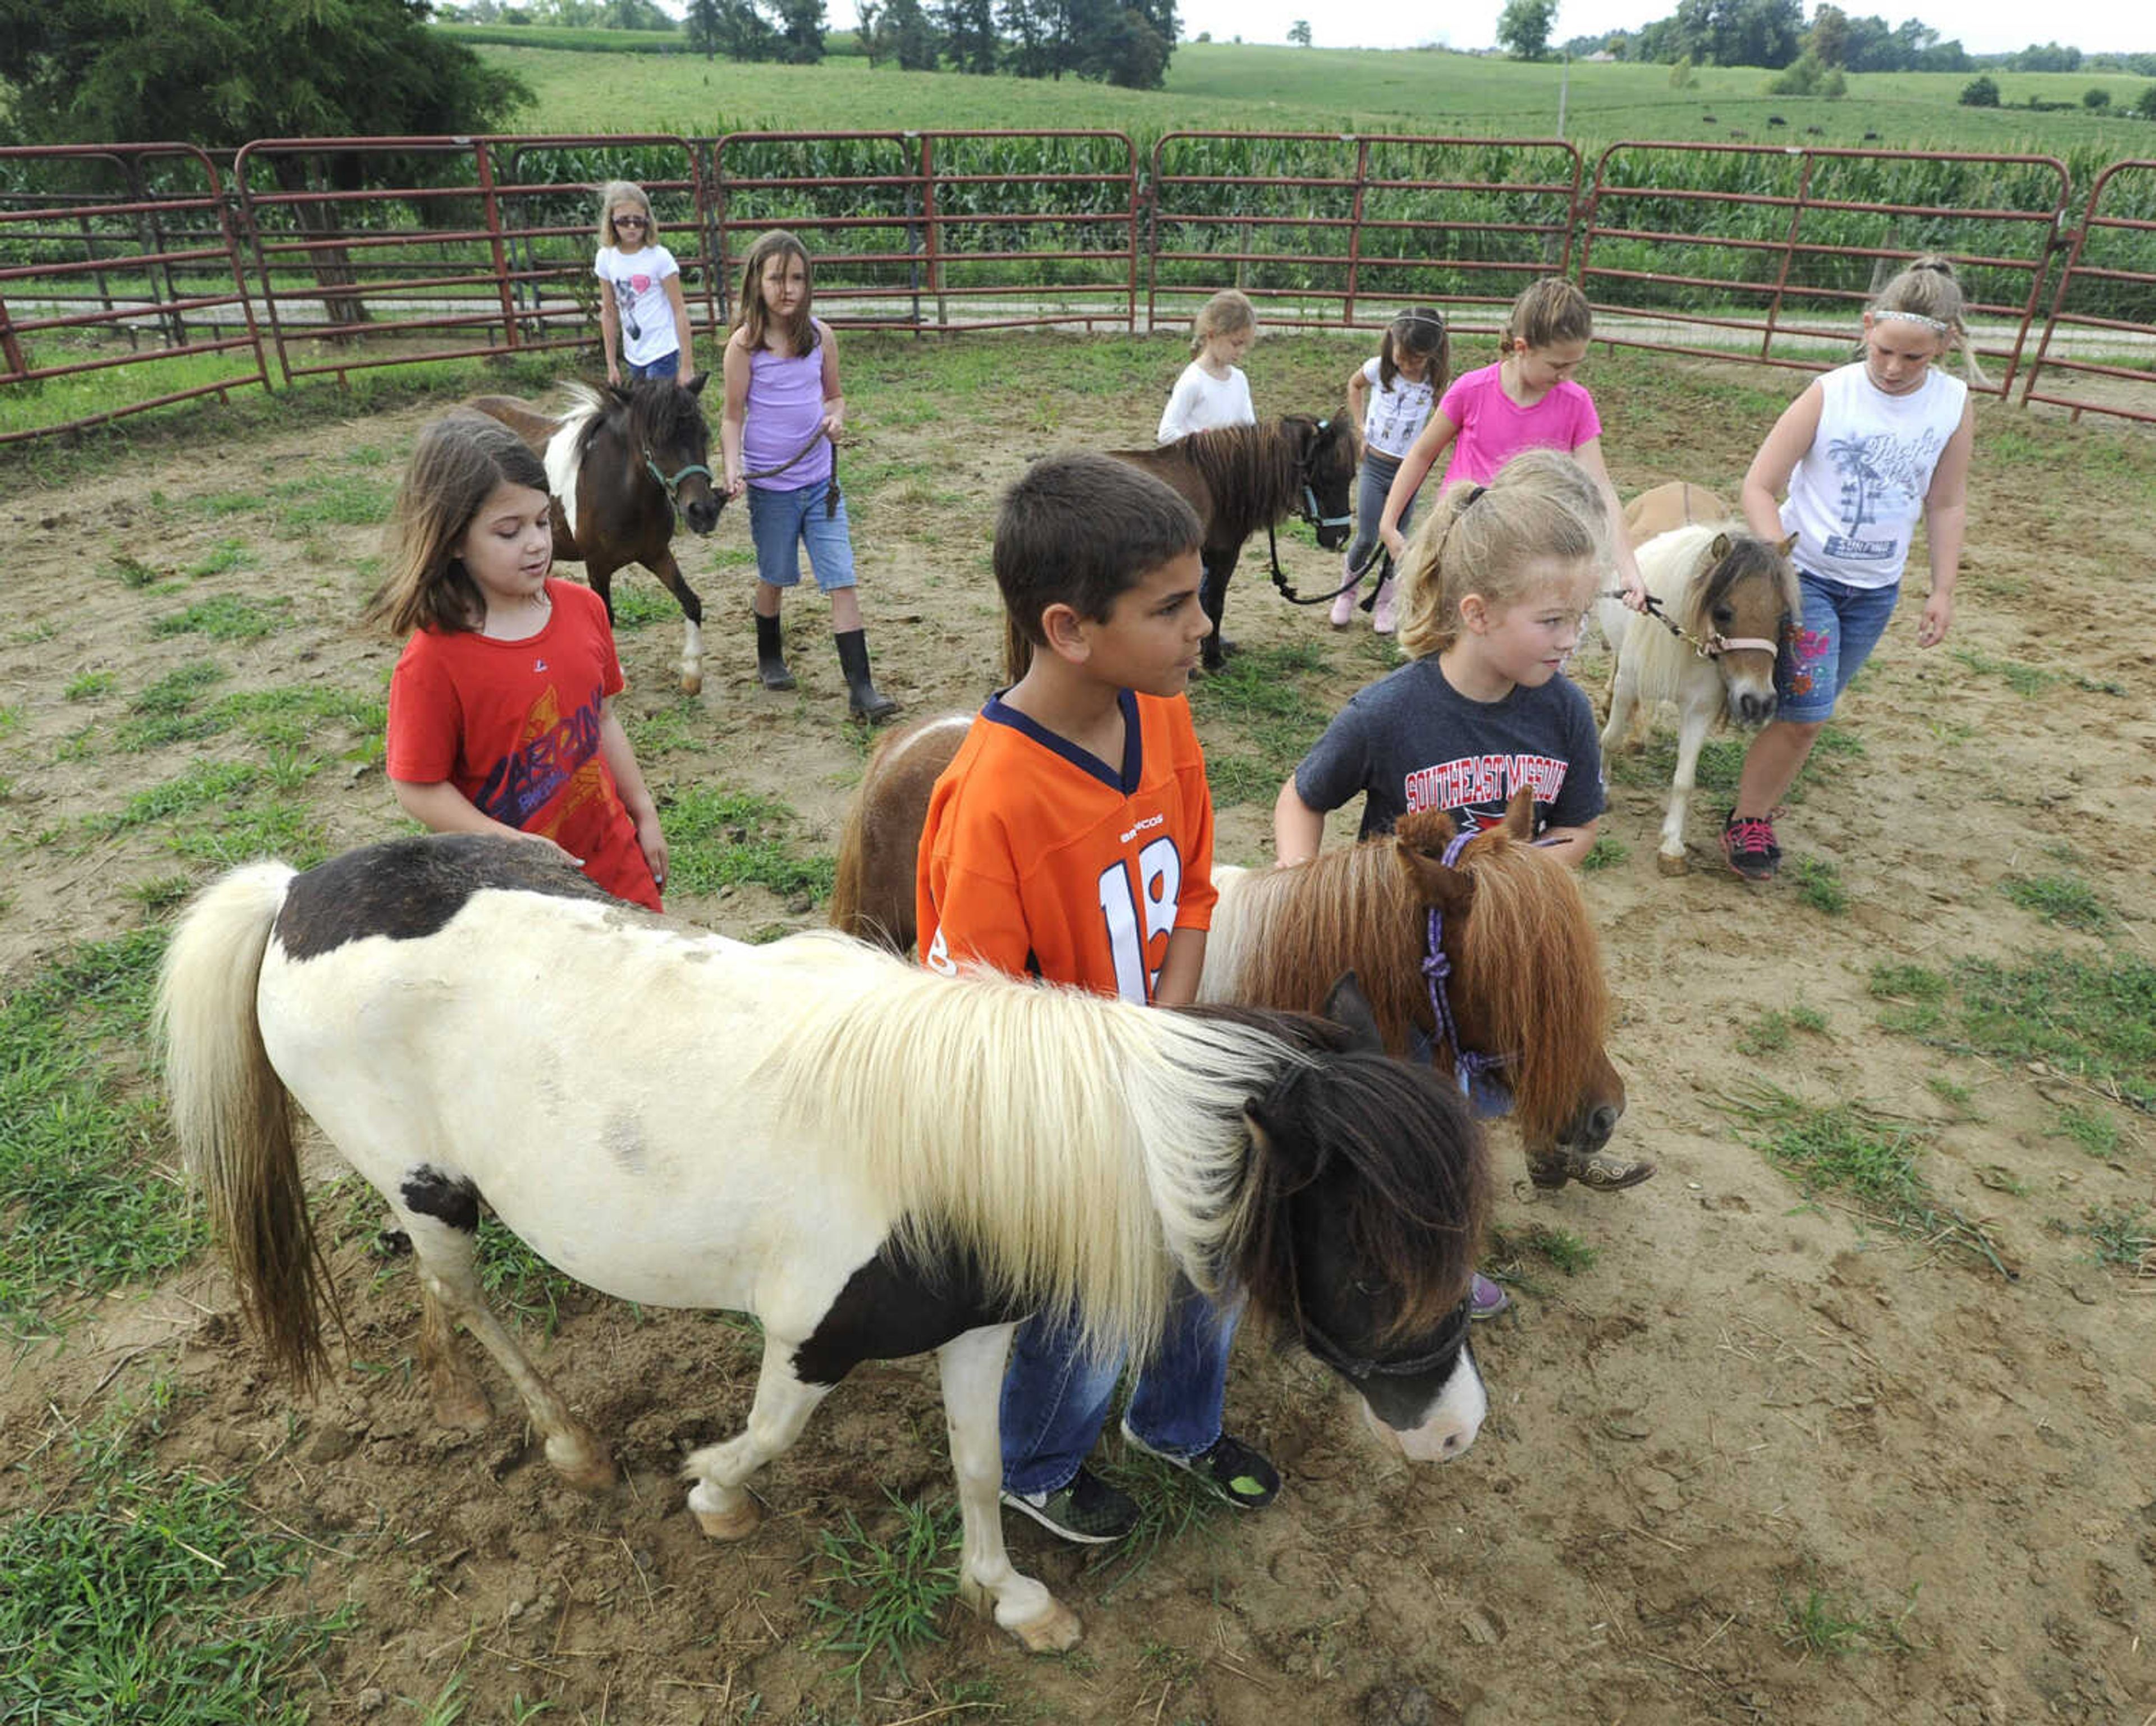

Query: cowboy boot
[834,628,899,724]
[755,611,795,691]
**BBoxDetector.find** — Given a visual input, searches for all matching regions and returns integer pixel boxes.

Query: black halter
[1266,419,1360,606]
[1299,1295,1471,1382]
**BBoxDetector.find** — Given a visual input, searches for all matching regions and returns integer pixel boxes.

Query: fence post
[1344,136,1369,329]
[475,139,519,354]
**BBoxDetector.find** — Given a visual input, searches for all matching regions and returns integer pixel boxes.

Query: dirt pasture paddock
[2,337,2152,1725]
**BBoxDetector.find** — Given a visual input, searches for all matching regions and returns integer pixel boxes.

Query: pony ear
[1776,531,1798,556]
[606,383,634,407]
[1322,971,1385,1054]
[684,371,709,396]
[1709,531,1733,560]
[1501,783,1535,840]
[1396,837,1474,916]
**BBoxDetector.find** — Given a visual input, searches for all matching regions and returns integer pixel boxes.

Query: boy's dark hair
[995,453,1203,677]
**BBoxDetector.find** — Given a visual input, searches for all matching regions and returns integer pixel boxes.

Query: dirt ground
[2,339,2152,1725]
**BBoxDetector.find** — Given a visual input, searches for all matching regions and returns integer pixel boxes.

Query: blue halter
[1422,830,1519,1111]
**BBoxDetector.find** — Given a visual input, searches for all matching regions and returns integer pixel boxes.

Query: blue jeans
[1344,450,1413,577]
[746,480,856,592]
[1776,569,1900,723]
[625,350,679,382]
[1001,1278,1240,1495]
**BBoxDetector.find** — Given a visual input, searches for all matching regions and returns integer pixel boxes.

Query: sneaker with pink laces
[1371,576,1397,635]
[1720,811,1781,882]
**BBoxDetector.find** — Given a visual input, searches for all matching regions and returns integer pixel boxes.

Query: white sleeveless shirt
[1781,363,1966,590]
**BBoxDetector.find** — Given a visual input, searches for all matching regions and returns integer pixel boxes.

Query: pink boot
[1371,574,1397,635]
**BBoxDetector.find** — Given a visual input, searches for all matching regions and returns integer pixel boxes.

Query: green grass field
[461,31,2156,163]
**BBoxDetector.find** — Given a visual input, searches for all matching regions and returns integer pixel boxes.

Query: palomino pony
[160,834,1492,1655]
[1621,481,1733,546]
[470,379,723,695]
[1597,520,1799,875]
[1111,415,1358,672]
[833,727,1642,1190]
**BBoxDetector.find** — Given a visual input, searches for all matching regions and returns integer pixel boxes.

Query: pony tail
[158,862,339,1394]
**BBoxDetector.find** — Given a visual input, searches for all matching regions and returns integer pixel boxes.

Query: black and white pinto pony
[470,379,723,696]
[1597,520,1799,874]
[159,834,1492,1654]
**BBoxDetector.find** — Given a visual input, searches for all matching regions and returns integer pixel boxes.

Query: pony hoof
[1527,1155,1570,1190]
[680,670,702,697]
[546,1437,615,1492]
[1656,850,1690,877]
[692,1497,762,1541]
[1008,1600,1084,1654]
[430,1383,493,1432]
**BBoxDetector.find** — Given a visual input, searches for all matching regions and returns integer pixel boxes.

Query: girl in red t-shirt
[371,411,668,910]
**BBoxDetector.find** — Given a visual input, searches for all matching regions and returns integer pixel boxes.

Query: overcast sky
[811,1,2144,58]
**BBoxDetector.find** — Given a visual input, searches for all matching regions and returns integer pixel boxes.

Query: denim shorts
[1776,569,1900,723]
[624,350,679,382]
[746,479,856,591]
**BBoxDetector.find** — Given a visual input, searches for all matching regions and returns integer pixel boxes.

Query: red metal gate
[709,131,1140,332]
[1147,133,1584,336]
[0,143,270,446]
[2018,160,2156,424]
[1579,142,2070,397]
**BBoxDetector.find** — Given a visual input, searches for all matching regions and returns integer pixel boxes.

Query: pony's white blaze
[1365,1353,1488,1462]
[543,386,603,542]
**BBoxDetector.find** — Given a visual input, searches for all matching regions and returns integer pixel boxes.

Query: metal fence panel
[0,143,270,446]
[710,131,1140,332]
[2019,160,2156,424]
[1579,141,2071,397]
[1148,133,1583,336]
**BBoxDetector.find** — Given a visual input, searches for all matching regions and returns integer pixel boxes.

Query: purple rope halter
[1423,829,1519,1099]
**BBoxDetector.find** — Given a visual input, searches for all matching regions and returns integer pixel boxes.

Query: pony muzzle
[1359,1362,1487,1462]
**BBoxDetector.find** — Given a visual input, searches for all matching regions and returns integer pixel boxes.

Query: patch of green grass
[182,537,251,579]
[2054,1203,2152,1272]
[0,704,22,740]
[1199,751,1281,809]
[1871,953,2156,1113]
[1085,1441,1228,1599]
[0,1418,349,1726]
[1737,1003,1829,1057]
[663,786,835,902]
[807,1493,960,1695]
[0,926,199,1327]
[622,695,707,760]
[1999,873,2109,932]
[196,490,265,519]
[2048,1106,2122,1159]
[1718,1080,2011,1276]
[1525,1224,1599,1276]
[474,1217,582,1337]
[1186,642,1332,783]
[150,595,293,643]
[213,684,388,752]
[272,471,395,529]
[1789,1003,1829,1034]
[83,757,330,869]
[1789,855,1847,915]
[1581,833,1629,871]
[1605,732,1747,796]
[66,670,115,701]
[103,551,163,587]
[606,583,681,629]
[1924,1075,1983,1120]
[1779,1583,1919,1657]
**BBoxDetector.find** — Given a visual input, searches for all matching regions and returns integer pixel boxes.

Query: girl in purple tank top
[720,230,899,722]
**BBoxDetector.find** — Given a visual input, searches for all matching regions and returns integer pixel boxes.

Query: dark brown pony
[831,733,1643,1191]
[469,379,723,695]
[1109,415,1358,672]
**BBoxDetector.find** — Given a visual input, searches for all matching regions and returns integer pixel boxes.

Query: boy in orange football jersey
[916,453,1280,1544]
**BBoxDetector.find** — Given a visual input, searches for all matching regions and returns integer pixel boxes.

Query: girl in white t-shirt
[1157,289,1257,444]
[593,180,695,386]
[1720,255,1981,883]
[1334,306,1450,632]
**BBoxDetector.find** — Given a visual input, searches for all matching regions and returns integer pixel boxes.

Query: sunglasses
[613,214,649,229]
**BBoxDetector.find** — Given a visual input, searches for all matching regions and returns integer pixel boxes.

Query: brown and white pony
[833,728,1642,1190]
[469,380,723,695]
[159,834,1491,1655]
[1107,415,1358,672]
[1597,520,1800,875]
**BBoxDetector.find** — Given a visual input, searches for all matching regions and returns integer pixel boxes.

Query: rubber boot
[834,628,899,724]
[755,611,795,691]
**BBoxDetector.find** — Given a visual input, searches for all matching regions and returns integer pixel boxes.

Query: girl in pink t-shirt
[1377,279,1645,606]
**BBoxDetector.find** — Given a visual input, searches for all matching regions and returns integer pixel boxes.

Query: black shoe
[1121,1422,1279,1510]
[755,611,794,691]
[1720,810,1781,882]
[1001,1467,1140,1544]
[834,628,899,724]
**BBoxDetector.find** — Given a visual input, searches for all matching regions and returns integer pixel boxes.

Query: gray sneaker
[1000,1467,1139,1544]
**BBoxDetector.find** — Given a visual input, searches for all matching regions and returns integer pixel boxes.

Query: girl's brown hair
[1190,288,1256,355]
[1502,277,1593,355]
[1378,305,1450,392]
[369,412,551,637]
[1870,253,1988,385]
[596,180,654,249]
[733,229,817,359]
[1395,448,1607,660]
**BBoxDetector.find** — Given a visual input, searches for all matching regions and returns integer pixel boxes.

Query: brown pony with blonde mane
[832,734,1643,1190]
[1202,792,1641,1190]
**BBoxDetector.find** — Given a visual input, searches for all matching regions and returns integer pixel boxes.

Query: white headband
[1873,308,1951,334]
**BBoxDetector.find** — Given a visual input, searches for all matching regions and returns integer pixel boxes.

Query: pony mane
[545,383,607,540]
[623,375,707,453]
[759,935,1305,1359]
[1214,814,1610,1149]
[1170,417,1317,541]
[1635,522,1800,644]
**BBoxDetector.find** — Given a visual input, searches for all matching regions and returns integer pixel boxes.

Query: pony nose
[1319,523,1350,550]
[1735,690,1776,726]
[1588,1102,1622,1146]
